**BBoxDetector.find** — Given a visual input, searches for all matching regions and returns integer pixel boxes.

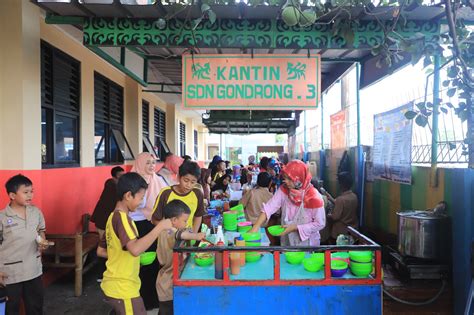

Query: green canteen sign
[182,54,320,110]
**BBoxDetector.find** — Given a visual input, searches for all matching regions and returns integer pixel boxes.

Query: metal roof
[32,0,467,134]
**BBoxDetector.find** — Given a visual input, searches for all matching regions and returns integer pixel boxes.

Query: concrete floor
[43,264,158,315]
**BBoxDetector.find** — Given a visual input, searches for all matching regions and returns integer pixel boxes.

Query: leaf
[448,142,456,150]
[415,102,426,111]
[208,10,216,24]
[192,17,203,30]
[446,102,453,108]
[447,66,458,78]
[201,3,211,12]
[423,56,432,68]
[442,80,450,87]
[404,110,417,119]
[415,115,428,127]
[440,107,448,114]
[447,88,456,97]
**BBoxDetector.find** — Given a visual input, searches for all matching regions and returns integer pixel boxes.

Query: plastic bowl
[350,261,372,277]
[230,204,244,212]
[267,225,285,236]
[310,253,325,265]
[303,257,324,272]
[194,253,214,267]
[245,252,262,262]
[140,252,156,266]
[348,251,373,263]
[331,252,350,264]
[331,260,348,277]
[285,252,305,265]
[242,232,261,242]
[238,225,252,233]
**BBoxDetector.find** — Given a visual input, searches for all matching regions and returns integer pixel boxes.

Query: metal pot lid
[396,210,449,219]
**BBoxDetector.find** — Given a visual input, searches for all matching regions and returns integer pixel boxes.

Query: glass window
[54,115,78,162]
[111,129,134,160]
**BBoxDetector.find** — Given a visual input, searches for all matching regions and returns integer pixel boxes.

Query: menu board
[372,103,413,184]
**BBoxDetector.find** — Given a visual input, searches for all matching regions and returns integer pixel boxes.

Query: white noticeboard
[372,103,413,184]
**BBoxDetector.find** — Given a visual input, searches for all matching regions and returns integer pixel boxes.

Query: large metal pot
[397,210,450,260]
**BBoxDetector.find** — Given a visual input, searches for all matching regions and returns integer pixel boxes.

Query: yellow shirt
[152,186,205,228]
[100,210,140,299]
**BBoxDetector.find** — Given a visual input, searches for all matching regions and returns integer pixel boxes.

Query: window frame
[179,121,186,156]
[41,41,81,168]
[154,107,169,160]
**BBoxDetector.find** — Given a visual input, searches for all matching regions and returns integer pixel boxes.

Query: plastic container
[310,253,325,265]
[331,260,348,277]
[303,257,323,272]
[331,252,350,264]
[350,261,373,277]
[267,225,285,236]
[242,232,261,262]
[348,251,373,263]
[230,204,244,212]
[285,252,305,265]
[195,253,214,267]
[140,252,156,266]
[215,240,225,279]
[235,237,246,266]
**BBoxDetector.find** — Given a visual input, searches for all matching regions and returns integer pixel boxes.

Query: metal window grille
[142,100,149,135]
[194,129,198,159]
[179,122,186,156]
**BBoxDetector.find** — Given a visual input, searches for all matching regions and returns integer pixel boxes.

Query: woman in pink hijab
[130,152,165,310]
[156,153,184,186]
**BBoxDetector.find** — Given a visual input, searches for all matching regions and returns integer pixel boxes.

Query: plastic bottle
[214,226,225,279]
[235,236,246,266]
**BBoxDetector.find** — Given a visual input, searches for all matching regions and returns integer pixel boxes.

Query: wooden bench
[42,214,99,297]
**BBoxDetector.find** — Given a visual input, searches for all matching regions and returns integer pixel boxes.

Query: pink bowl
[238,221,252,227]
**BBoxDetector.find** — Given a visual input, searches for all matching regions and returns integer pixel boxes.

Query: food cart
[172,227,383,314]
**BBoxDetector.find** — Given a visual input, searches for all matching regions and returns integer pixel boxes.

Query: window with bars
[194,129,198,160]
[142,100,157,156]
[41,41,80,167]
[154,107,169,160]
[94,72,133,164]
[179,122,186,156]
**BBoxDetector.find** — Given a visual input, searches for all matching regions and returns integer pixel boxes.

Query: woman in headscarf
[130,152,165,310]
[157,153,184,186]
[210,173,232,200]
[208,155,223,170]
[250,160,325,246]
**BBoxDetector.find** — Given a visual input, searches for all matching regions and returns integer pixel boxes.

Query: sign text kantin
[182,54,321,110]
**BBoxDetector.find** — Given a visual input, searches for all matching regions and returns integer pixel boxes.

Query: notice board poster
[330,109,346,149]
[372,103,413,184]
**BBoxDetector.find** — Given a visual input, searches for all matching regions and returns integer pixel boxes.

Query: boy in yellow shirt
[156,200,205,315]
[97,172,172,315]
[152,161,205,233]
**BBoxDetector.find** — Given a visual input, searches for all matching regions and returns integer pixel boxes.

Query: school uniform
[0,205,46,315]
[152,187,205,229]
[100,210,146,315]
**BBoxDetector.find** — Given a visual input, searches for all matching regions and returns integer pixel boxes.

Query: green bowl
[348,251,373,263]
[242,232,261,242]
[194,253,215,267]
[303,257,323,272]
[238,225,252,233]
[331,260,348,270]
[245,252,262,262]
[285,252,305,265]
[140,252,156,266]
[267,225,285,236]
[230,204,244,212]
[310,253,325,265]
[350,261,372,277]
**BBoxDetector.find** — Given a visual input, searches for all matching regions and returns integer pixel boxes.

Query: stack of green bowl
[230,204,246,223]
[241,232,261,262]
[348,251,373,277]
[223,211,238,231]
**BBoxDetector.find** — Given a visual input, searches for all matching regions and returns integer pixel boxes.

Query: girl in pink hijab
[129,152,165,309]
[157,153,184,186]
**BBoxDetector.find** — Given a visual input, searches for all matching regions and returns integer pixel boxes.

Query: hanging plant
[281,0,301,27]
